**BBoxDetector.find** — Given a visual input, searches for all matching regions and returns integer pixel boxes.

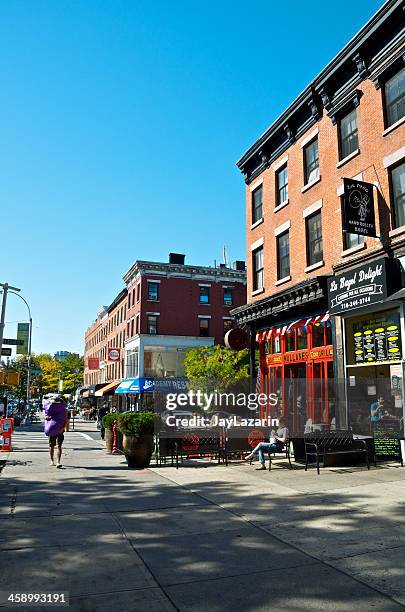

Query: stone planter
[105,428,114,454]
[122,433,153,468]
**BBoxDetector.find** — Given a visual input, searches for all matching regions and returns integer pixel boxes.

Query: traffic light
[5,372,20,385]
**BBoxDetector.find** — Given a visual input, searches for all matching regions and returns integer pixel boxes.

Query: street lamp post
[0,283,21,358]
[8,291,32,413]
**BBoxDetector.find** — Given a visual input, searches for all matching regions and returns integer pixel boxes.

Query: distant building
[55,351,79,361]
[83,253,247,409]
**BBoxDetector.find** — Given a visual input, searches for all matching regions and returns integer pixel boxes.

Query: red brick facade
[246,74,404,303]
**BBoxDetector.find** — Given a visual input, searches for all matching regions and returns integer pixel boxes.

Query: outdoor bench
[304,430,370,475]
[224,427,293,470]
[155,429,226,469]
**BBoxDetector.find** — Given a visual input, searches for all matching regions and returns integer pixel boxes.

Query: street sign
[31,369,43,375]
[16,323,29,355]
[1,349,12,357]
[2,338,24,346]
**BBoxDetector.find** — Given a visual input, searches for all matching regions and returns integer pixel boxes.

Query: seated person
[245,417,289,470]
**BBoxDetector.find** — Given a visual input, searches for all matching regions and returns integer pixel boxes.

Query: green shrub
[117,411,157,436]
[102,412,119,429]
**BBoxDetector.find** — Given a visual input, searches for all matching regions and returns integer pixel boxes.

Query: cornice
[238,0,404,184]
[231,277,329,325]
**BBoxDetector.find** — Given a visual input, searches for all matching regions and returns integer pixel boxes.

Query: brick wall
[246,77,405,302]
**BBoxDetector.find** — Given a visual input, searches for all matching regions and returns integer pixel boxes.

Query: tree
[183,345,249,398]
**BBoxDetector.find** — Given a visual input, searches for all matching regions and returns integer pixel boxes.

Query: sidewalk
[1,425,405,611]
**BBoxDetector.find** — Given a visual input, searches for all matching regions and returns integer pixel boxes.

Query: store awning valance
[95,381,120,397]
[256,313,330,343]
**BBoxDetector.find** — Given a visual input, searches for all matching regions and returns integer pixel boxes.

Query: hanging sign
[108,348,121,362]
[343,178,377,237]
[327,258,387,314]
[16,323,30,355]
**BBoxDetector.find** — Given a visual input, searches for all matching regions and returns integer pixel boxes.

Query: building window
[344,232,364,250]
[390,161,405,229]
[199,286,210,305]
[223,287,233,306]
[252,247,264,291]
[147,314,158,335]
[306,212,323,266]
[276,165,288,205]
[147,282,159,301]
[304,139,319,185]
[135,314,140,335]
[136,283,140,302]
[339,108,358,159]
[276,231,290,280]
[223,319,233,336]
[130,318,134,337]
[252,186,263,223]
[384,66,405,128]
[199,317,210,337]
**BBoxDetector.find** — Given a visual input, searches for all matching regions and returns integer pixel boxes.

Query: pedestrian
[43,395,68,468]
[97,403,108,440]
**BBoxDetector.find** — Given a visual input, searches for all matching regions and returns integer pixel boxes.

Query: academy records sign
[342,178,377,237]
[327,258,387,315]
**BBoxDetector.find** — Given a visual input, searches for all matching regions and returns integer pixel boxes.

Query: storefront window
[144,348,187,377]
[297,327,308,349]
[312,322,324,347]
[285,331,295,352]
[272,336,281,354]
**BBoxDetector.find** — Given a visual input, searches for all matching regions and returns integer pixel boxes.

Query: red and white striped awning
[255,313,330,342]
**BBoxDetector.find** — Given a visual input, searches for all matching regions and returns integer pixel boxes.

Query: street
[1,421,405,611]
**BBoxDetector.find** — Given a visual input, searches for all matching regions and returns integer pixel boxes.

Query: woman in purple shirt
[43,396,67,468]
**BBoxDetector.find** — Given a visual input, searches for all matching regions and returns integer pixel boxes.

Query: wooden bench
[304,430,370,475]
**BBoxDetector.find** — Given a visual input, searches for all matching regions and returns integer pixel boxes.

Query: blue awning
[115,377,188,394]
[115,378,154,394]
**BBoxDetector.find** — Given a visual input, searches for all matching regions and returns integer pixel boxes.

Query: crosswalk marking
[8,431,101,448]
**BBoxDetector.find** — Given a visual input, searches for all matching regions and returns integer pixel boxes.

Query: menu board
[373,418,402,460]
[350,311,401,364]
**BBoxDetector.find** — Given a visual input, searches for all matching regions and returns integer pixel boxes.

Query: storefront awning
[256,313,330,342]
[115,377,154,395]
[386,288,405,302]
[95,381,120,397]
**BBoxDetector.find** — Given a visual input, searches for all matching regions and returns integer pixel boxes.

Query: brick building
[233,0,405,437]
[83,254,246,408]
[118,253,246,406]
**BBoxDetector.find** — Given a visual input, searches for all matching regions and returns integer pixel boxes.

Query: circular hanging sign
[225,327,249,351]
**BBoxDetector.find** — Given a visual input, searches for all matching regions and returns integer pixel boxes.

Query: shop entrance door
[284,364,306,435]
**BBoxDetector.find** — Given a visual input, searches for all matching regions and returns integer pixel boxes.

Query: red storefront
[257,313,335,435]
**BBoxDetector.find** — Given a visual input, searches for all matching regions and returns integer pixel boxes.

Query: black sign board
[2,338,24,346]
[343,178,377,237]
[1,348,12,356]
[328,258,387,315]
[373,419,402,461]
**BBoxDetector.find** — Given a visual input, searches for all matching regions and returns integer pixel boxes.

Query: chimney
[169,253,185,265]
[233,260,246,271]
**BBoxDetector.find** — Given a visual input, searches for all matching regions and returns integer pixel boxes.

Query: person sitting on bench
[245,417,288,470]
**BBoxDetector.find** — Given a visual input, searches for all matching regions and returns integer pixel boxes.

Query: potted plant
[102,412,119,454]
[117,411,156,468]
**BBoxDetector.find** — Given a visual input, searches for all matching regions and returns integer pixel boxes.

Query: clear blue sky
[1,0,383,356]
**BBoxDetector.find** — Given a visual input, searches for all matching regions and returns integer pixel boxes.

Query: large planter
[105,428,114,454]
[123,433,153,468]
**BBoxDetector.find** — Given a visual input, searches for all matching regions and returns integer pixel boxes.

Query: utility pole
[0,283,21,362]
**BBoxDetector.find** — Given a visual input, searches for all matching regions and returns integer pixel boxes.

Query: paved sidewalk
[1,425,405,611]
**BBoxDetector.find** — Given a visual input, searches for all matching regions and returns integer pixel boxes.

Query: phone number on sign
[0,592,69,607]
